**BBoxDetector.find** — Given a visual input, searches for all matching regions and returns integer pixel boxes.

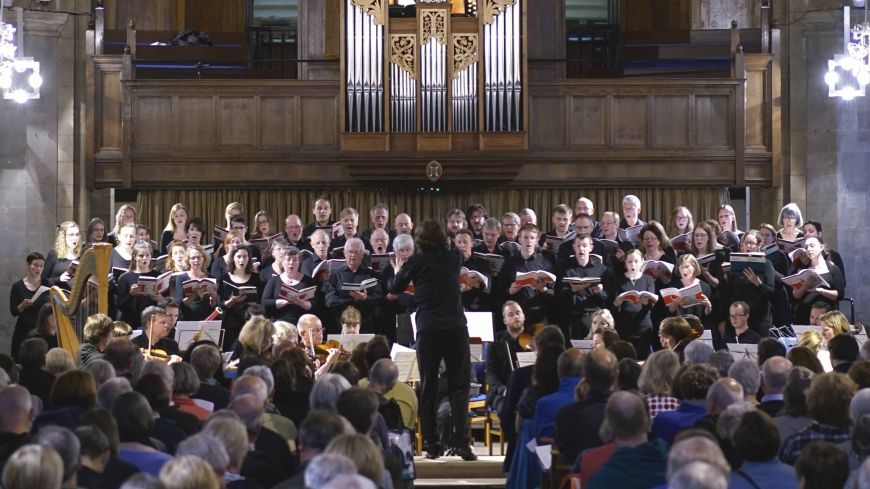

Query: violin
[517,323,546,351]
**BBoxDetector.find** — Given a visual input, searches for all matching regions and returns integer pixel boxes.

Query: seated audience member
[174,434,230,488]
[693,378,744,438]
[363,359,404,431]
[138,361,198,435]
[1,444,64,489]
[758,356,791,417]
[83,359,116,387]
[76,313,115,368]
[534,349,584,441]
[34,426,81,489]
[683,340,713,365]
[728,359,761,405]
[358,337,418,430]
[236,368,297,443]
[74,425,112,489]
[133,374,188,453]
[34,370,98,431]
[325,433,390,489]
[730,410,798,489]
[158,455,220,489]
[45,348,75,376]
[231,316,275,363]
[651,364,719,444]
[774,367,815,443]
[794,441,850,489]
[96,377,132,411]
[780,372,857,464]
[79,408,141,489]
[583,391,668,489]
[103,338,138,380]
[0,386,34,463]
[273,410,351,489]
[638,349,680,420]
[861,339,870,362]
[665,434,731,487]
[616,358,641,391]
[787,346,824,374]
[757,337,787,366]
[829,334,860,374]
[608,340,637,361]
[17,338,55,405]
[303,453,358,489]
[723,302,762,344]
[113,391,172,476]
[669,461,729,489]
[310,373,352,411]
[230,394,290,488]
[170,362,209,421]
[850,361,870,390]
[200,414,256,488]
[554,348,617,466]
[707,350,734,378]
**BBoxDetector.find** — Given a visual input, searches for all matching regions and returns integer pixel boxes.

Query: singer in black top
[609,249,657,359]
[116,241,162,329]
[218,246,263,351]
[262,247,317,324]
[10,252,52,359]
[173,244,215,321]
[496,224,556,327]
[555,233,609,340]
[323,238,383,335]
[389,220,475,461]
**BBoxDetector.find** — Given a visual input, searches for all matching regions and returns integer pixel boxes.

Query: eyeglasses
[307,328,324,334]
[729,313,747,319]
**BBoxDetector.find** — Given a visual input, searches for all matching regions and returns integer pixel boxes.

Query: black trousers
[417,326,471,447]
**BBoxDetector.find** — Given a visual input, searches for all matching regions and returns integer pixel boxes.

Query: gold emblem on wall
[391,34,417,78]
[421,9,447,45]
[481,0,517,25]
[426,160,443,182]
[452,34,478,78]
[352,0,385,25]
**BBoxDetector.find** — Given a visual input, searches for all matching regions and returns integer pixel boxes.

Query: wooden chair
[485,408,505,455]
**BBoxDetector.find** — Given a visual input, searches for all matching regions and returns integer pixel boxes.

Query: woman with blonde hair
[232,316,275,361]
[43,221,81,286]
[160,203,189,255]
[45,348,75,376]
[325,434,388,488]
[164,240,188,273]
[717,204,741,234]
[638,349,680,419]
[262,247,316,325]
[797,330,823,353]
[173,244,216,321]
[2,444,64,489]
[224,202,244,229]
[116,241,162,328]
[819,310,851,340]
[251,210,275,240]
[108,204,137,242]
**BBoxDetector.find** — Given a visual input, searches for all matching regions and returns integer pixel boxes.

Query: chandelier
[825,5,870,100]
[0,7,42,104]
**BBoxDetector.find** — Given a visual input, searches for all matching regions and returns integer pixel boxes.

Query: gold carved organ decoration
[344,0,524,138]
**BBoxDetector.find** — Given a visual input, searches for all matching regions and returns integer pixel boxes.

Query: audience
[651,364,719,444]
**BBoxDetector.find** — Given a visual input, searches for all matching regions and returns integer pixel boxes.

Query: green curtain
[137,187,722,237]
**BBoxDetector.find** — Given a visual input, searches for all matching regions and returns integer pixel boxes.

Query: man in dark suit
[758,356,791,418]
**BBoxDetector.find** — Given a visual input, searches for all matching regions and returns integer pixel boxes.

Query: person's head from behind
[0,385,34,434]
[50,369,97,409]
[298,410,352,463]
[707,350,734,378]
[415,220,450,253]
[761,356,792,395]
[201,414,247,473]
[732,410,780,462]
[119,473,165,489]
[583,348,618,391]
[112,391,153,443]
[18,337,48,369]
[309,373,351,411]
[34,425,80,486]
[705,378,744,415]
[75,425,111,474]
[756,337,787,366]
[158,455,220,489]
[795,441,849,489]
[667,435,730,481]
[229,394,264,439]
[727,359,759,401]
[367,358,399,394]
[175,434,229,481]
[2,444,64,489]
[829,334,860,365]
[638,349,679,397]
[325,433,385,487]
[336,387,379,435]
[601,391,648,443]
[807,372,857,428]
[304,453,358,488]
[677,363,720,402]
[683,340,713,365]
[668,461,728,489]
[787,346,824,374]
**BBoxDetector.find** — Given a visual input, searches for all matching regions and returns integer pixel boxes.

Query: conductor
[389,220,476,460]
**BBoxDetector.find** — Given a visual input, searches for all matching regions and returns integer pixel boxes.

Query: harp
[49,243,112,357]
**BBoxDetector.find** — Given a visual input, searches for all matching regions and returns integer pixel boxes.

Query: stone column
[0,9,72,354]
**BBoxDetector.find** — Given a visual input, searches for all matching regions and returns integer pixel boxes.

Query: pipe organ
[343,0,525,148]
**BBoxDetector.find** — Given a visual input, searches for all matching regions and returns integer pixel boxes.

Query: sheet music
[570,340,595,352]
[409,311,495,342]
[174,320,223,351]
[791,325,824,336]
[390,343,420,383]
[516,351,537,368]
[727,343,758,361]
[327,334,375,351]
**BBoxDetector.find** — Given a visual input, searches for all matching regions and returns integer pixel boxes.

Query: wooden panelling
[104,0,178,30]
[98,69,122,150]
[529,96,566,149]
[133,96,173,149]
[693,0,762,29]
[218,97,257,148]
[571,97,606,146]
[694,95,730,147]
[184,0,245,32]
[611,96,648,147]
[744,54,772,152]
[652,96,689,147]
[177,97,216,149]
[621,0,692,32]
[260,97,299,147]
[301,97,339,148]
